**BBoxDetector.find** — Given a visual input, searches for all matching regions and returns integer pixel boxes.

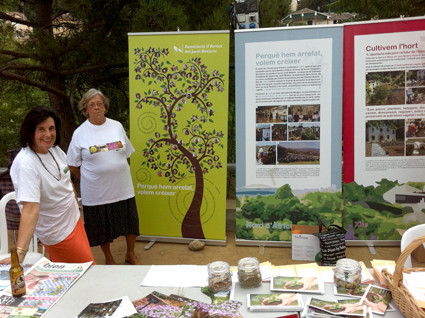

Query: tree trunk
[181,159,205,239]
[35,0,76,150]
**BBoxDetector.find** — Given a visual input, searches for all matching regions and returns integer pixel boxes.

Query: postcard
[360,285,392,315]
[334,284,370,298]
[305,297,366,316]
[271,276,324,294]
[247,293,304,311]
[76,296,136,318]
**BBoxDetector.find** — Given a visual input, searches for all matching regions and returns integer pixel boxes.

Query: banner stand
[137,235,227,247]
[129,31,230,245]
[235,239,291,247]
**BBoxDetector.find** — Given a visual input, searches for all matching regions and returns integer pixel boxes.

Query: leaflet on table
[271,263,324,294]
[131,291,242,318]
[247,292,304,312]
[75,296,136,318]
[334,284,369,298]
[303,297,367,317]
[370,259,395,289]
[271,275,324,294]
[200,283,236,304]
[0,264,33,291]
[272,263,320,276]
[140,264,208,287]
[403,271,425,308]
[0,257,92,318]
[359,285,392,315]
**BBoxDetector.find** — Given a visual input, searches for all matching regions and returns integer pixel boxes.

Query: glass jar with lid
[237,257,262,288]
[333,258,361,289]
[207,261,232,293]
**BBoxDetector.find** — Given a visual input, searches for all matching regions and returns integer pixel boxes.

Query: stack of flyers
[302,297,366,317]
[247,293,304,312]
[358,262,374,285]
[271,276,325,294]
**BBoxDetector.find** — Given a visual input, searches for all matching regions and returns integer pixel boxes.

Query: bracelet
[16,247,27,257]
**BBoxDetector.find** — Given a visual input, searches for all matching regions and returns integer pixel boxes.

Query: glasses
[87,101,104,109]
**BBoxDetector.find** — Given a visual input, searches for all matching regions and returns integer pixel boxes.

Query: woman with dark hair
[0,106,95,265]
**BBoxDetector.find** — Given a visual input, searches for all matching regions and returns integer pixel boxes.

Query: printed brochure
[303,297,366,317]
[76,296,136,318]
[247,292,304,312]
[271,276,324,294]
[359,285,392,315]
[0,257,92,318]
[130,291,242,318]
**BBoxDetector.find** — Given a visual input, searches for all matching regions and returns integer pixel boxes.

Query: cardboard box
[291,224,321,261]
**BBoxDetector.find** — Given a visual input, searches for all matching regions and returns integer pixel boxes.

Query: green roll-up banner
[128,31,229,242]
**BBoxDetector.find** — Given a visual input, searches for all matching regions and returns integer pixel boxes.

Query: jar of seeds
[333,258,361,290]
[237,257,262,288]
[207,261,232,293]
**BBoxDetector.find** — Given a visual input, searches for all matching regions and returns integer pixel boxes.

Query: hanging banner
[128,31,229,242]
[343,17,425,242]
[235,26,343,244]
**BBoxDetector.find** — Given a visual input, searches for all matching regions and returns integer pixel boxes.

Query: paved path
[371,143,387,156]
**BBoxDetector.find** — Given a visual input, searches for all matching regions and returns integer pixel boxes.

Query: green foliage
[369,85,390,105]
[407,182,425,191]
[297,0,334,11]
[375,178,400,196]
[131,0,190,32]
[303,191,342,213]
[343,182,369,202]
[0,81,48,166]
[274,184,294,199]
[328,0,425,20]
[240,198,266,219]
[0,0,238,166]
[236,184,342,241]
[260,0,292,27]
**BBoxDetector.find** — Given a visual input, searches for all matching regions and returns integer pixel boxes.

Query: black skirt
[82,197,140,247]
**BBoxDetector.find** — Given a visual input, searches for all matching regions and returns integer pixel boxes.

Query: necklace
[34,150,61,181]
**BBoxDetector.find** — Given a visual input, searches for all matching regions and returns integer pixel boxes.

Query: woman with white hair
[67,88,140,265]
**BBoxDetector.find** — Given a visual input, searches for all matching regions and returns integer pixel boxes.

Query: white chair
[0,191,44,264]
[400,224,425,268]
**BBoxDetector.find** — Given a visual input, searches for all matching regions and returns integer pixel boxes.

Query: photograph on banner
[343,18,425,241]
[128,31,229,241]
[235,27,343,242]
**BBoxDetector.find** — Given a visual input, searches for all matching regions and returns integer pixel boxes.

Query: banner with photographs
[343,17,425,241]
[234,26,343,243]
[128,31,229,241]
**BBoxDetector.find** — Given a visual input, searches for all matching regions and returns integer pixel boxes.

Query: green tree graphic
[132,47,225,239]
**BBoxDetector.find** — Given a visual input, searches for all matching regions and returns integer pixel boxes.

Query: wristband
[16,247,27,257]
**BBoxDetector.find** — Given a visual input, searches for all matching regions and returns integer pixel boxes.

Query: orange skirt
[43,218,96,264]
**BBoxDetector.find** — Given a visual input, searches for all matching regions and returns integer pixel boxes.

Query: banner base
[235,238,291,247]
[346,240,400,247]
[136,235,227,246]
[234,239,401,248]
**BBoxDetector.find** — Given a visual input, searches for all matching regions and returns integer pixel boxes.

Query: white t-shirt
[66,118,135,206]
[10,146,79,245]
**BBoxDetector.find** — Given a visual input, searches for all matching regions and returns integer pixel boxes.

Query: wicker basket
[382,235,425,318]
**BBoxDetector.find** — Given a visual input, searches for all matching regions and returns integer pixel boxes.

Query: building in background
[281,8,355,26]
